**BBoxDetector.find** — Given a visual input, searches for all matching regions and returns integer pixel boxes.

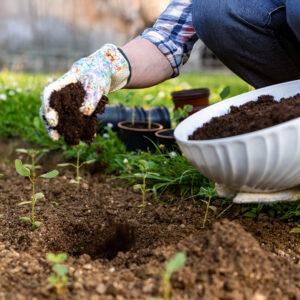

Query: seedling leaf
[133,184,142,191]
[53,264,68,276]
[47,253,68,264]
[57,163,74,167]
[20,216,31,223]
[165,252,186,275]
[34,221,42,228]
[81,159,96,166]
[40,170,59,179]
[16,148,28,154]
[18,201,32,206]
[15,159,30,177]
[290,228,300,234]
[34,192,45,200]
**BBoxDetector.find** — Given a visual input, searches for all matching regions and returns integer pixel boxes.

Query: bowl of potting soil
[174,80,300,192]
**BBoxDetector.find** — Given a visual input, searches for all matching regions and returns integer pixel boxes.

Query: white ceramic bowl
[174,80,300,192]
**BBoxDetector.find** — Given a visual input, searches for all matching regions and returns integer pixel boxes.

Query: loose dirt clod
[189,93,300,140]
[49,82,108,145]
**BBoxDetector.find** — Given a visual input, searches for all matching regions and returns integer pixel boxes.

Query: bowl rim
[174,79,300,145]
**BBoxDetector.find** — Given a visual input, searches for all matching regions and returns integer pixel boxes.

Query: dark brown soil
[0,139,299,300]
[49,82,108,145]
[189,93,300,140]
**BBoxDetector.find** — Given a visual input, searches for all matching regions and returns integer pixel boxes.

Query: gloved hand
[40,43,131,141]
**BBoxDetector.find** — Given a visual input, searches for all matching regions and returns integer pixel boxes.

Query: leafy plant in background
[58,142,95,191]
[15,156,58,229]
[219,85,231,100]
[46,253,69,294]
[172,104,193,126]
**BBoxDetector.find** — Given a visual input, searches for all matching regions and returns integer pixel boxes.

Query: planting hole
[48,219,136,260]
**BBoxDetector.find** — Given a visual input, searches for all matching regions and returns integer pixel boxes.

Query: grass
[1,71,299,224]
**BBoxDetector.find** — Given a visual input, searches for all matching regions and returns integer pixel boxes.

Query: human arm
[41,0,198,140]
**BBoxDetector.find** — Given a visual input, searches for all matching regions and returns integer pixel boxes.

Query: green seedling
[198,186,216,228]
[16,148,49,178]
[57,142,95,191]
[133,159,160,207]
[151,252,187,300]
[15,157,58,229]
[46,253,69,294]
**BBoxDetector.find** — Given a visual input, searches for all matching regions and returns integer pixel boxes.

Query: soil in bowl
[49,82,108,145]
[189,93,300,140]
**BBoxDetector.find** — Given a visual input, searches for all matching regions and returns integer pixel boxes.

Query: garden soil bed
[0,139,299,300]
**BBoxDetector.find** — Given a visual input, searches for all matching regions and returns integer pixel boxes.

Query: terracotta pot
[117,121,163,151]
[155,128,178,150]
[171,88,210,115]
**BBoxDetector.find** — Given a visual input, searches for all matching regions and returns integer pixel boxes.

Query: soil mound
[176,219,300,299]
[49,82,108,145]
[189,93,300,140]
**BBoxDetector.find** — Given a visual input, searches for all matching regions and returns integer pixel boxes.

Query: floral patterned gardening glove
[40,44,131,141]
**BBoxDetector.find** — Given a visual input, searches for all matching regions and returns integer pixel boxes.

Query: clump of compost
[49,82,108,145]
[189,93,300,140]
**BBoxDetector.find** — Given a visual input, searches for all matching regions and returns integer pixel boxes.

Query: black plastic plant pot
[155,128,178,151]
[117,121,164,151]
[97,105,171,132]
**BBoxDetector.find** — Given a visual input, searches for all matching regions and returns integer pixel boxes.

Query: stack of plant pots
[97,105,171,151]
[96,88,210,152]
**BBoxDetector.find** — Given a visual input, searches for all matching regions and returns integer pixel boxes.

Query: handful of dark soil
[189,93,300,140]
[49,81,108,145]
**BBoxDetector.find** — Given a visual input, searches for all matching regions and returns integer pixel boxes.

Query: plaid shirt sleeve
[141,0,198,77]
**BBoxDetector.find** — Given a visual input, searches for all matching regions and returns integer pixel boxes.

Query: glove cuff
[101,44,131,93]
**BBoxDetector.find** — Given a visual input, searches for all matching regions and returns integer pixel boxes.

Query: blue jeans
[192,0,300,88]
